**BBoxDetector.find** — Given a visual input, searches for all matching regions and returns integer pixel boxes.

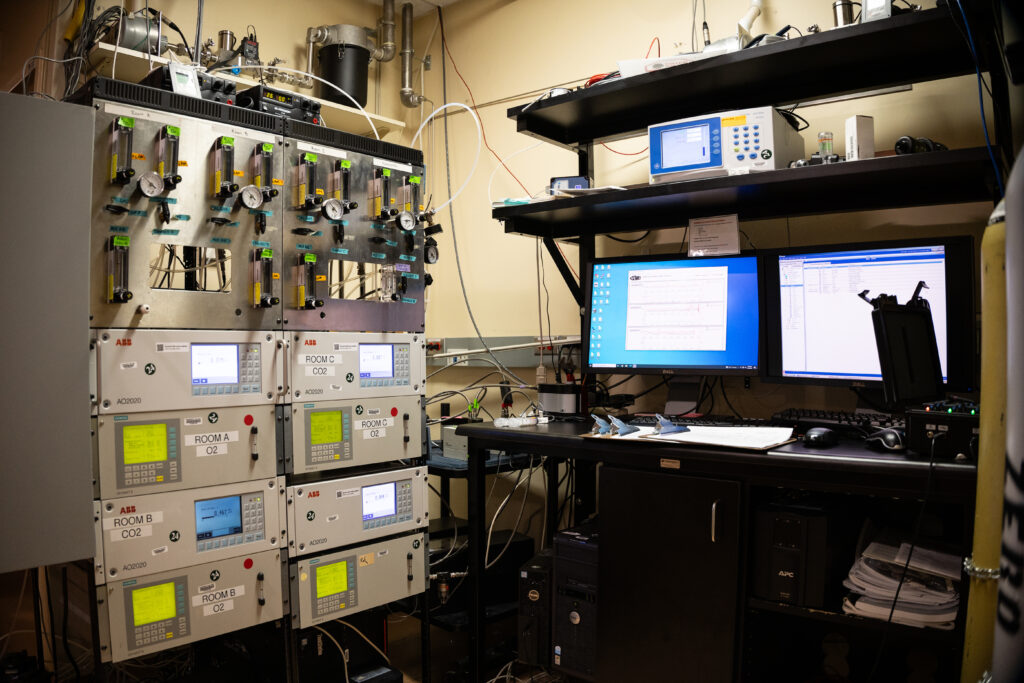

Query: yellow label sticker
[389,198,396,204]
[272,178,284,186]
[178,160,188,167]
[358,553,375,567]
[659,458,681,470]
[131,152,146,160]
[419,204,425,211]
[233,169,244,177]
[315,274,327,282]
[272,272,280,280]
[315,188,324,196]
[721,115,747,127]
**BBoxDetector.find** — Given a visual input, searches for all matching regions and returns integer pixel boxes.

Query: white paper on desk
[894,544,962,581]
[688,214,740,257]
[644,426,794,450]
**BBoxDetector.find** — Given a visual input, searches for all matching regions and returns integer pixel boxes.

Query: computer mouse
[804,427,838,448]
[865,428,906,452]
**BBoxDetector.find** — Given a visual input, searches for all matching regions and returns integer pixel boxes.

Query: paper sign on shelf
[688,214,740,257]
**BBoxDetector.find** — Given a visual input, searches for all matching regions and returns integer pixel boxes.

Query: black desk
[455,421,977,681]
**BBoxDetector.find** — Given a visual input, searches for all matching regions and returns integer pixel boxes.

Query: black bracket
[543,236,582,307]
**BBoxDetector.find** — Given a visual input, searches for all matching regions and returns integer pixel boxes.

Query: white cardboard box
[845,115,875,161]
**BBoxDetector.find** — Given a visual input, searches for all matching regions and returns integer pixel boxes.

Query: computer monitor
[584,254,760,376]
[763,237,976,389]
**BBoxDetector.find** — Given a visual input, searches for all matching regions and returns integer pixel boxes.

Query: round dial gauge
[321,198,344,221]
[240,185,264,210]
[137,171,165,198]
[425,242,439,264]
[396,210,417,231]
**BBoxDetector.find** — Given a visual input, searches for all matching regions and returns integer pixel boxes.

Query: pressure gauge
[137,171,165,198]
[321,198,344,221]
[424,237,439,264]
[396,210,417,232]
[240,184,264,210]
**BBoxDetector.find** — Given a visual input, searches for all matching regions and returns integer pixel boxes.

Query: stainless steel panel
[281,140,426,332]
[89,100,285,330]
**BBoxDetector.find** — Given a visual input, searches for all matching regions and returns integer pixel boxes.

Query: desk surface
[456,421,977,500]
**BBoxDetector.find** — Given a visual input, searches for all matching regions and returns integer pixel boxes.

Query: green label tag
[331,247,349,255]
[401,272,420,279]
[297,243,312,250]
[260,249,274,259]
[210,205,231,213]
[220,136,234,147]
[150,197,177,204]
[114,415,129,421]
[371,252,386,259]
[382,169,391,177]
[340,160,352,169]
[303,153,318,163]
[304,403,316,409]
[173,214,191,221]
[117,116,134,129]
[112,235,130,247]
[299,215,314,223]
[262,143,274,153]
[248,209,272,216]
[399,254,416,262]
[128,209,148,217]
[303,253,317,263]
[252,240,271,248]
[211,237,231,244]
[409,175,421,184]
[385,240,398,247]
[111,196,130,204]
[165,125,180,137]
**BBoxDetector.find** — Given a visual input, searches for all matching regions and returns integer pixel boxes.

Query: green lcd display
[123,424,168,465]
[132,582,177,627]
[316,561,348,599]
[309,411,342,446]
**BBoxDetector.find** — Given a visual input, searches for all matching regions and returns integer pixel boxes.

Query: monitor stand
[663,376,701,415]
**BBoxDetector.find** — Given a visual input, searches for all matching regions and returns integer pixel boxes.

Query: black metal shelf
[507,7,979,149]
[492,148,999,240]
[747,598,961,644]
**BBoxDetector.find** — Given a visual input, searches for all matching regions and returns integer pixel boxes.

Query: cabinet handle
[711,500,718,543]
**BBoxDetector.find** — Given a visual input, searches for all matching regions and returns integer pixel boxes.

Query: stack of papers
[841,539,961,630]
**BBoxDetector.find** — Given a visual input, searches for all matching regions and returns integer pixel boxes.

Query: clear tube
[411,102,483,215]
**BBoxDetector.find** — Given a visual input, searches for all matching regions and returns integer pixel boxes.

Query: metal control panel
[96,406,279,498]
[89,101,285,330]
[288,332,424,400]
[288,395,421,475]
[291,533,426,628]
[102,549,283,662]
[287,467,427,556]
[100,477,285,581]
[95,329,284,413]
[282,141,426,333]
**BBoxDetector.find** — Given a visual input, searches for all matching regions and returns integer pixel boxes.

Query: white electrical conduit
[411,102,482,216]
[205,65,380,140]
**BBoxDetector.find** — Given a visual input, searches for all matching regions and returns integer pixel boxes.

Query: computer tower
[752,506,828,608]
[518,549,553,667]
[553,524,599,681]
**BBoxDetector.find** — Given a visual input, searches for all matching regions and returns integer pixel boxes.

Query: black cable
[44,568,58,677]
[145,7,190,56]
[865,432,943,682]
[717,377,742,418]
[632,376,671,401]
[31,569,43,674]
[738,229,756,250]
[61,567,81,682]
[604,231,650,243]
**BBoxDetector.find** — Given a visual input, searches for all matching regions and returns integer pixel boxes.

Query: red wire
[601,143,649,156]
[441,26,579,281]
[644,36,661,58]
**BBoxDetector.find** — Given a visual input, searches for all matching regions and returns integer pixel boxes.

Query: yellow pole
[961,212,1007,682]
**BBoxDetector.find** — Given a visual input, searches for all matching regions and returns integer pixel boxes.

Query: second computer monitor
[764,237,975,388]
[585,254,760,375]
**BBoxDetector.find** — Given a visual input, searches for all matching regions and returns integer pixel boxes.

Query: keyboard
[772,408,905,432]
[627,414,769,427]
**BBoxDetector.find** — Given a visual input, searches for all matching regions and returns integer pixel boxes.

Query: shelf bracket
[543,236,582,307]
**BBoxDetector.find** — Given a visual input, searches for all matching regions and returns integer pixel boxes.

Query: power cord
[865,432,944,681]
